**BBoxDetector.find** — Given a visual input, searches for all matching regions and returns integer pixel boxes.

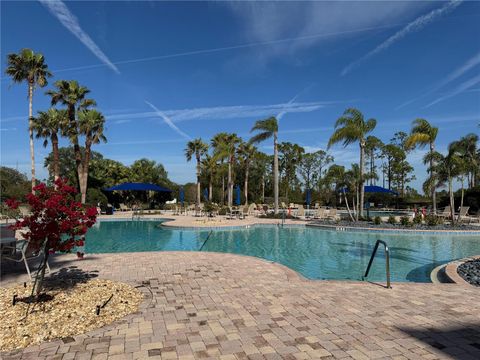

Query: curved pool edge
[443,255,480,286]
[307,222,480,235]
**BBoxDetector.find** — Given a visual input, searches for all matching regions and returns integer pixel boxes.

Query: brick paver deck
[1,252,479,359]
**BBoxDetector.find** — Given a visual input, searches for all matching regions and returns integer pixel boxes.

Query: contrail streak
[145,101,191,140]
[342,0,462,76]
[41,23,403,75]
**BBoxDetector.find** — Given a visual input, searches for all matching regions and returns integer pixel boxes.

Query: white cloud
[144,101,191,140]
[226,2,431,64]
[38,0,119,74]
[342,0,462,75]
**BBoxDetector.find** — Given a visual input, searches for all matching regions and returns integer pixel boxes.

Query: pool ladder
[362,240,391,289]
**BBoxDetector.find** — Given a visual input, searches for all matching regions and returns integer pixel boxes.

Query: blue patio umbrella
[104,182,172,192]
[235,185,241,206]
[338,185,398,196]
[179,187,185,206]
[203,188,209,201]
[306,189,311,206]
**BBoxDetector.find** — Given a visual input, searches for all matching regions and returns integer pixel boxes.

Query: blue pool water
[85,220,480,283]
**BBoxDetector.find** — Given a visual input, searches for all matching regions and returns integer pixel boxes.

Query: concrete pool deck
[1,251,480,359]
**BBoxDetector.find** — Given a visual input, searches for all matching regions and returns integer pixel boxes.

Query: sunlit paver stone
[1,251,479,359]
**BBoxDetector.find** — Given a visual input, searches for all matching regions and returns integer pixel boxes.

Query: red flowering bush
[6,178,97,295]
[7,178,97,254]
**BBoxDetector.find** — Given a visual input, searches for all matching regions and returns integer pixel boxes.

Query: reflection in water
[85,221,480,283]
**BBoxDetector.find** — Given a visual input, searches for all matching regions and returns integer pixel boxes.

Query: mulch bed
[0,276,143,351]
[458,259,480,287]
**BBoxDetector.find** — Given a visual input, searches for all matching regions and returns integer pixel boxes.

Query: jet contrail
[145,101,191,140]
[38,0,119,74]
[276,85,314,121]
[36,23,403,75]
[342,0,462,76]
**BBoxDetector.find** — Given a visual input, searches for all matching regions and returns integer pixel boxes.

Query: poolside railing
[362,239,391,289]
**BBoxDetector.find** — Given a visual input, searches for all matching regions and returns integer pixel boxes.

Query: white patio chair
[2,240,51,280]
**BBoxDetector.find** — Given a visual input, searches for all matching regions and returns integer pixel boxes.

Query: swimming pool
[85,220,480,283]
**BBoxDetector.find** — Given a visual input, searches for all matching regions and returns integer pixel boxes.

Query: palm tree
[328,108,376,218]
[5,49,52,192]
[47,80,96,194]
[31,109,68,182]
[237,142,257,205]
[455,133,478,188]
[78,109,107,204]
[185,138,208,206]
[201,154,217,202]
[433,149,462,225]
[405,119,439,213]
[213,133,241,207]
[211,132,230,204]
[250,117,279,213]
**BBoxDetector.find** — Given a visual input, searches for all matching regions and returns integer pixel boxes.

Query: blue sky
[1,1,479,190]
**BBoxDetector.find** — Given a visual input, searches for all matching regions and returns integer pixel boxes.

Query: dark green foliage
[412,214,423,225]
[0,167,30,201]
[373,216,381,225]
[400,216,411,226]
[387,215,396,224]
[85,188,108,206]
[425,215,444,226]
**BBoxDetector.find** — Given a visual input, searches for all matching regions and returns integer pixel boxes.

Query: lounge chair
[313,208,326,220]
[326,208,338,221]
[294,205,306,219]
[248,203,257,216]
[2,239,51,280]
[437,206,451,219]
[457,206,470,220]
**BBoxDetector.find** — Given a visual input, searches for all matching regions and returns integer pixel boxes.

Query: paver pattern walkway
[1,252,480,360]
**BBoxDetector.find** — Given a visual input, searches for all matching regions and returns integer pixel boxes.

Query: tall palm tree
[365,136,383,186]
[185,138,208,206]
[328,108,376,218]
[78,109,107,204]
[5,49,52,192]
[250,117,279,213]
[454,133,478,188]
[31,109,68,182]
[405,119,439,213]
[47,80,96,194]
[201,154,217,202]
[237,142,257,205]
[211,132,229,204]
[213,133,241,207]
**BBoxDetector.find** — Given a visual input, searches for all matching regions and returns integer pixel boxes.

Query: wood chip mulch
[0,278,143,351]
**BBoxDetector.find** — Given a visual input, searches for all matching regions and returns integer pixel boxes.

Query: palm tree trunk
[359,142,365,218]
[28,82,36,193]
[448,176,455,226]
[52,134,60,183]
[80,141,92,204]
[343,190,355,222]
[262,174,265,203]
[458,177,465,222]
[227,159,232,207]
[208,177,213,202]
[244,161,249,205]
[430,142,437,214]
[196,156,201,206]
[273,132,279,214]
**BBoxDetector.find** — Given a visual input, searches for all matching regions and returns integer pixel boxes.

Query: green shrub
[86,188,108,206]
[387,215,396,225]
[218,206,228,216]
[412,214,422,225]
[373,216,381,225]
[425,215,443,226]
[400,216,411,226]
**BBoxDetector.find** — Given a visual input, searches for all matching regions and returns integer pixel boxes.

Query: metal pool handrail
[362,239,391,289]
[199,230,214,251]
